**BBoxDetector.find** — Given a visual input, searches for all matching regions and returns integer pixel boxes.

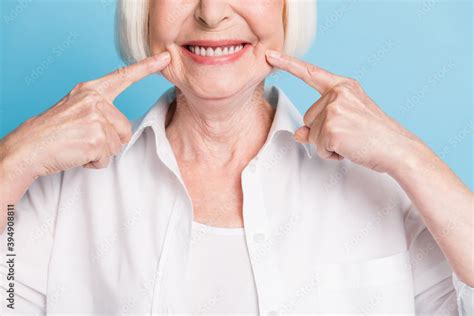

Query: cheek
[149,0,194,51]
[149,1,194,84]
[244,6,285,81]
[242,0,285,50]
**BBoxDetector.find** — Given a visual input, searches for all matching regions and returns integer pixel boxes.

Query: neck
[165,82,275,167]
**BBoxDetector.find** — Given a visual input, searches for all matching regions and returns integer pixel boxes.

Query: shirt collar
[119,85,312,158]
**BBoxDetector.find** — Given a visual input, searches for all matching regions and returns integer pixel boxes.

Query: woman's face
[149,0,285,99]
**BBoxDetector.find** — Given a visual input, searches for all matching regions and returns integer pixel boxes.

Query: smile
[181,40,251,65]
[187,44,244,57]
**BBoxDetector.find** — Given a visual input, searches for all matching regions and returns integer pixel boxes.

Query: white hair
[116,0,317,64]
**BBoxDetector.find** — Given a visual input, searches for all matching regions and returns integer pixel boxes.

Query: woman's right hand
[0,52,170,200]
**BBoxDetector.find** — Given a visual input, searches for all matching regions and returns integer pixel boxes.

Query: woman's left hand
[265,49,425,175]
[265,49,474,287]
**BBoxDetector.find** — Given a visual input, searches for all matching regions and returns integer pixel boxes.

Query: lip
[180,40,251,65]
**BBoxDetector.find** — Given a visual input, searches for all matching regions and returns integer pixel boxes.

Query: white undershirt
[183,221,259,314]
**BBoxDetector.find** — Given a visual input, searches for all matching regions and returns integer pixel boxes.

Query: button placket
[242,160,271,315]
[151,181,192,314]
[150,194,179,314]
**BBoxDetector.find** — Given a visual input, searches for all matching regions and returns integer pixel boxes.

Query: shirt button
[253,232,266,243]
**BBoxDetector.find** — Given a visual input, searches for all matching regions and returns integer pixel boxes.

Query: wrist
[0,140,38,204]
[385,137,435,184]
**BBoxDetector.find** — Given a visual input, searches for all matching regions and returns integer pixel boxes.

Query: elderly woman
[0,0,472,314]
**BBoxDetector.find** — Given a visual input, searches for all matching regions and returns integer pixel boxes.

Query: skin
[265,50,473,286]
[147,0,284,227]
[0,0,472,287]
[0,52,171,223]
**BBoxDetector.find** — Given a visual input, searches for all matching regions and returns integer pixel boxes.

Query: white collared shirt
[1,85,472,315]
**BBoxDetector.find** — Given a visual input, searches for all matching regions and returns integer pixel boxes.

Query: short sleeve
[0,173,61,314]
[404,202,460,314]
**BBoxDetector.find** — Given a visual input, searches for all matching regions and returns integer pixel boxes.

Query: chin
[179,70,267,100]
[194,79,244,99]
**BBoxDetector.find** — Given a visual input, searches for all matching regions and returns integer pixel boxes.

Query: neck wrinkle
[165,82,275,166]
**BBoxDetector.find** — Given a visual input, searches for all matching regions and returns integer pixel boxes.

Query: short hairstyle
[116,0,317,64]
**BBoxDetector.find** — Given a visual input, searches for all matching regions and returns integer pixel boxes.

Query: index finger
[265,50,343,94]
[93,51,171,101]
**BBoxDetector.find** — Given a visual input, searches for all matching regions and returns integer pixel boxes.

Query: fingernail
[293,133,303,143]
[266,49,281,59]
[293,132,306,144]
[294,126,310,144]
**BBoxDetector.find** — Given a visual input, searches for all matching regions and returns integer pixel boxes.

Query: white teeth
[187,44,246,57]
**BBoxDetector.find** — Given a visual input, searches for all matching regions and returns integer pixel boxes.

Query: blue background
[0,0,472,189]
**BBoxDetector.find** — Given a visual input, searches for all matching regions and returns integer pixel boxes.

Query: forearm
[390,139,474,286]
[0,141,37,232]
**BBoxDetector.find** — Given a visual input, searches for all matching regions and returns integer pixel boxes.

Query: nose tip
[195,1,230,28]
[196,15,227,28]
